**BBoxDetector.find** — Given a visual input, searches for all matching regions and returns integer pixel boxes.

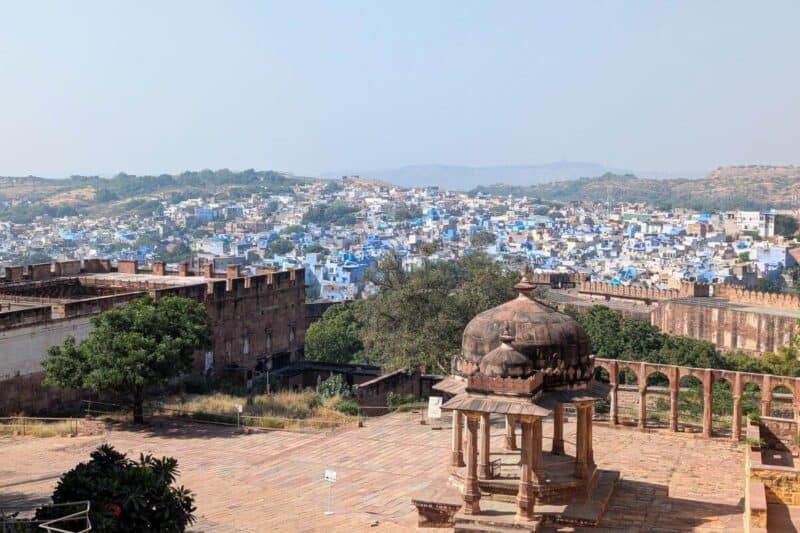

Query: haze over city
[1,1,799,183]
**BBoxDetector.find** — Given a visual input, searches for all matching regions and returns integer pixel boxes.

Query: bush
[386,392,417,408]
[335,399,360,416]
[39,444,195,532]
[317,374,351,399]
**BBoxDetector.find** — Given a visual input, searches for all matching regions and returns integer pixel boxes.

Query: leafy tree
[420,241,439,256]
[360,251,517,372]
[570,306,624,358]
[43,296,211,423]
[302,200,359,226]
[470,230,496,247]
[394,205,422,221]
[303,243,330,256]
[305,302,365,364]
[280,224,305,235]
[737,252,751,263]
[761,324,800,377]
[755,277,781,294]
[40,444,195,532]
[774,214,799,239]
[267,237,294,256]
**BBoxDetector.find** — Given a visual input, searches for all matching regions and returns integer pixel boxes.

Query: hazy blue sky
[1,1,798,178]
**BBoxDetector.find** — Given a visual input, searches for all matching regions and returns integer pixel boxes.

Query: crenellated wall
[716,284,800,311]
[578,280,709,302]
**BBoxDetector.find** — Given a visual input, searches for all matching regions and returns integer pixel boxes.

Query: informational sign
[235,404,243,414]
[427,396,443,420]
[323,469,337,515]
[324,469,337,483]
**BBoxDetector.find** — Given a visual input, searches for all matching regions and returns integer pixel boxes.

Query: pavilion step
[454,523,528,533]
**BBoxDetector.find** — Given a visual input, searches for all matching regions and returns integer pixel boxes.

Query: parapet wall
[528,272,586,287]
[716,284,800,311]
[578,281,709,301]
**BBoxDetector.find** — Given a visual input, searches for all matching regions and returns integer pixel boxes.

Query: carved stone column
[505,414,517,451]
[574,403,588,479]
[532,417,544,483]
[638,386,647,429]
[479,413,491,479]
[463,414,481,514]
[451,410,465,467]
[761,375,771,418]
[552,403,565,455]
[516,419,534,520]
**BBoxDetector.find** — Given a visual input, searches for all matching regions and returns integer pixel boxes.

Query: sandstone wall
[0,315,93,377]
[652,301,797,356]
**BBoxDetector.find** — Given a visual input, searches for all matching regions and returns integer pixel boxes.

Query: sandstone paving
[0,414,746,531]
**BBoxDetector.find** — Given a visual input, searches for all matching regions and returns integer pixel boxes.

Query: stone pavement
[0,413,745,532]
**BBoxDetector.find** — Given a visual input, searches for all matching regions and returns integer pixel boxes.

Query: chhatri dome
[454,265,592,389]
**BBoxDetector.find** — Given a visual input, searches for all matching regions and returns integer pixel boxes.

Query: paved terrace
[1,413,745,532]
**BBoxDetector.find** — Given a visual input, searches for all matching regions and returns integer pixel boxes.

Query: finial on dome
[514,262,535,298]
[500,321,514,343]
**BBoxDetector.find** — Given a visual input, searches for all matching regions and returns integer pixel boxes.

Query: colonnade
[450,402,595,519]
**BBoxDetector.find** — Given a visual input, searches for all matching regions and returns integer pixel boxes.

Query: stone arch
[741,381,762,420]
[594,366,610,383]
[677,374,704,433]
[711,376,734,437]
[644,370,671,427]
[771,384,794,419]
[616,367,640,425]
[618,366,639,385]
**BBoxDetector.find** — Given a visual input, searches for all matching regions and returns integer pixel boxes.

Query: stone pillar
[587,407,595,467]
[463,414,481,514]
[609,383,619,426]
[451,411,465,467]
[732,395,742,441]
[574,404,588,479]
[516,419,534,520]
[532,417,544,483]
[505,414,517,451]
[794,380,800,424]
[762,375,772,418]
[669,386,679,432]
[552,404,565,455]
[479,413,491,479]
[732,372,743,442]
[638,386,647,429]
[702,369,713,438]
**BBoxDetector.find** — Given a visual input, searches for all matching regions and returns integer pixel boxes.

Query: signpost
[323,469,337,515]
[427,396,443,428]
[235,404,243,429]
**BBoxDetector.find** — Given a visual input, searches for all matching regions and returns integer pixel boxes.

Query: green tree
[755,277,781,294]
[280,224,305,235]
[774,214,799,239]
[43,296,211,423]
[570,306,624,358]
[305,302,365,364]
[360,251,517,372]
[267,237,294,256]
[303,243,330,256]
[41,444,195,532]
[470,230,496,248]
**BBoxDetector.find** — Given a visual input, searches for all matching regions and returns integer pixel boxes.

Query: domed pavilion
[419,266,616,531]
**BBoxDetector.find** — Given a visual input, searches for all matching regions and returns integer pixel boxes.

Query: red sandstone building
[0,259,305,413]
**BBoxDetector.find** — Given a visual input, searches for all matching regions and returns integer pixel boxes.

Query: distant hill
[0,169,309,223]
[471,165,800,211]
[321,162,634,189]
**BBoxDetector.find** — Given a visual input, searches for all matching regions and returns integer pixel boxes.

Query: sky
[0,1,798,179]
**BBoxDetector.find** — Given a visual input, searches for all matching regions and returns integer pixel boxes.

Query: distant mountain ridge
[471,165,800,211]
[321,162,704,190]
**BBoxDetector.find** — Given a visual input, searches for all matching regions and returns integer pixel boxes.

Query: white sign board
[427,396,443,420]
[235,404,243,414]
[324,469,337,483]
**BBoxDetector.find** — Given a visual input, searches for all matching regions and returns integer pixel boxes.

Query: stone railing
[466,373,543,395]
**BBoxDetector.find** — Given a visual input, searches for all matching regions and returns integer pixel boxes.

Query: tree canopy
[359,251,518,373]
[470,230,496,247]
[43,296,211,423]
[305,302,365,364]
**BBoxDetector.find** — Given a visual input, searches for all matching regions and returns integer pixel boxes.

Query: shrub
[317,374,351,399]
[335,399,360,416]
[39,444,195,532]
[386,392,417,408]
